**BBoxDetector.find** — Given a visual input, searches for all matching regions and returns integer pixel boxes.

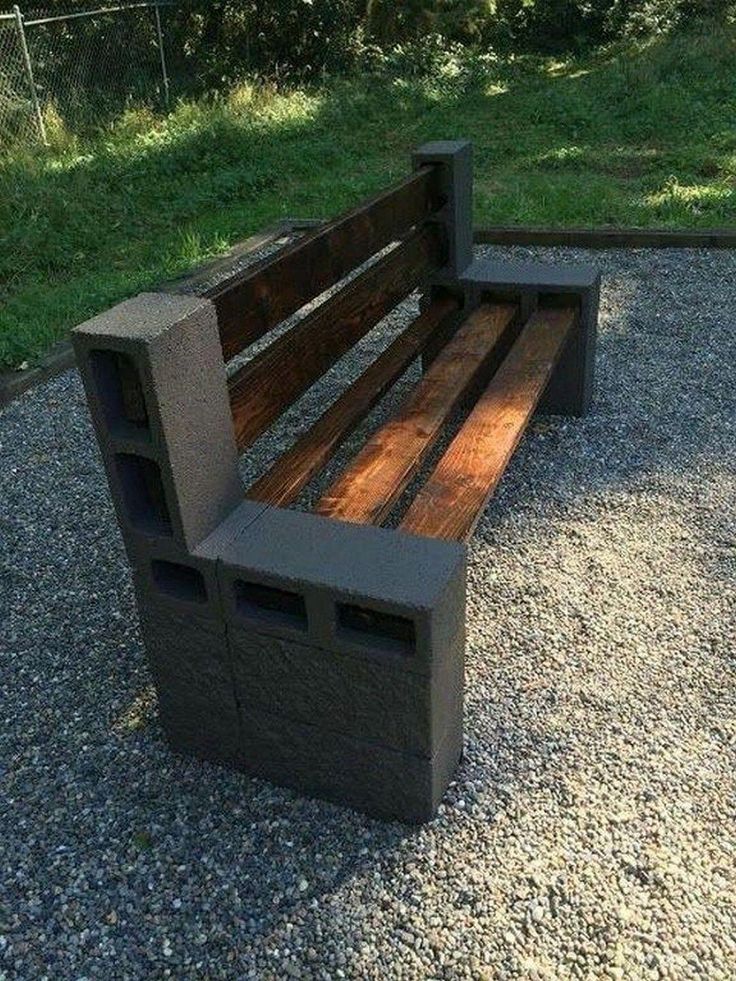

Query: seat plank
[228,224,444,452]
[247,294,461,507]
[212,167,442,360]
[400,305,576,542]
[314,302,518,527]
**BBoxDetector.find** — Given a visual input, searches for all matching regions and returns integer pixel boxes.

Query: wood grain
[212,167,442,360]
[313,302,518,527]
[228,224,444,452]
[246,293,461,506]
[400,305,576,542]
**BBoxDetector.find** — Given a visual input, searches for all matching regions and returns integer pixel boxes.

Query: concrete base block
[230,625,464,757]
[238,706,463,824]
[138,605,242,767]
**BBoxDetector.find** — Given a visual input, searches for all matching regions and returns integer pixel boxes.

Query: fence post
[13,4,46,145]
[154,3,170,106]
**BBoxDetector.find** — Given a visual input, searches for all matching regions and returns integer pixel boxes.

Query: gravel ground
[1,245,735,980]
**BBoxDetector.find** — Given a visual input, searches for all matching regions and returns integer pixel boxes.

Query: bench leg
[214,506,467,824]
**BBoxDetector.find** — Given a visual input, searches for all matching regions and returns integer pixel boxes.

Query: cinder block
[461,258,600,415]
[418,283,476,373]
[138,602,242,767]
[212,505,466,819]
[72,291,243,554]
[413,140,474,280]
[229,622,464,756]
[238,705,463,824]
[215,505,467,677]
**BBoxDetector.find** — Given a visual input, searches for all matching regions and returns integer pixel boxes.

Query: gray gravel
[1,245,735,979]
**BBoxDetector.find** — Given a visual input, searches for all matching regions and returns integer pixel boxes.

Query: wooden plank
[314,302,518,527]
[400,305,576,542]
[228,224,444,452]
[247,294,461,507]
[474,226,736,249]
[213,167,442,360]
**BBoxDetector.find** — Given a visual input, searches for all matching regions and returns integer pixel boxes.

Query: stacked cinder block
[72,292,467,822]
[73,293,246,767]
[73,140,599,823]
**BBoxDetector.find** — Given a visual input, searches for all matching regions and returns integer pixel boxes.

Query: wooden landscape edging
[474,226,736,248]
[0,219,315,408]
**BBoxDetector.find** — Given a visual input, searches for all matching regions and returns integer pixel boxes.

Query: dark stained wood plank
[400,305,576,542]
[247,294,461,507]
[475,225,736,249]
[228,224,444,452]
[212,167,443,360]
[314,302,518,527]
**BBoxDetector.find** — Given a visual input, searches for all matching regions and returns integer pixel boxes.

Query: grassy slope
[1,27,734,368]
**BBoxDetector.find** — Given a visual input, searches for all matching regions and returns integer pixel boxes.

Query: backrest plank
[400,305,576,542]
[246,293,461,507]
[212,167,443,360]
[228,223,444,452]
[313,302,518,527]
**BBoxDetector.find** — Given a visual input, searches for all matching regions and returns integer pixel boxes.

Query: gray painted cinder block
[211,505,466,820]
[215,505,467,676]
[229,623,464,757]
[137,604,243,767]
[72,291,243,555]
[461,258,601,416]
[238,705,463,824]
[413,140,474,280]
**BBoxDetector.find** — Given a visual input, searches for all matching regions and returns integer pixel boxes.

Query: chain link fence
[0,0,173,149]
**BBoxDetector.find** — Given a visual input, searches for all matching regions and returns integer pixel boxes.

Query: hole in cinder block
[234,580,307,631]
[151,560,207,604]
[115,453,172,536]
[337,603,415,656]
[90,350,150,439]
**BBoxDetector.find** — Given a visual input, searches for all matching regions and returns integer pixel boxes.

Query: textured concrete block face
[238,707,463,823]
[413,140,473,279]
[72,291,242,553]
[229,624,464,757]
[212,506,466,820]
[138,604,242,767]
[461,258,601,416]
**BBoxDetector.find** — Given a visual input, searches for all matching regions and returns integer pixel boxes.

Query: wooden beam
[314,302,518,527]
[400,305,576,542]
[474,226,736,249]
[247,294,462,507]
[228,224,444,452]
[212,167,442,360]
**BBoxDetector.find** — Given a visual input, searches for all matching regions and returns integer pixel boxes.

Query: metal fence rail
[0,0,173,149]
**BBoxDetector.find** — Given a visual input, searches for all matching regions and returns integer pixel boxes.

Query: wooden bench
[73,141,600,823]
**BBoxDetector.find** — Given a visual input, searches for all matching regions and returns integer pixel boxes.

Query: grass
[1,25,735,369]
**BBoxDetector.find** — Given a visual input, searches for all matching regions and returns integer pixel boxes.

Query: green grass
[1,26,735,368]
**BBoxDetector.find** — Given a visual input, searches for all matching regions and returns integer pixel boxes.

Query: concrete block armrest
[460,257,600,294]
[460,259,601,417]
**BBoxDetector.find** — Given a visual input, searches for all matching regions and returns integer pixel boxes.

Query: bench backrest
[163,141,473,454]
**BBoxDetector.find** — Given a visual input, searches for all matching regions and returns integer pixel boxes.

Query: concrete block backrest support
[72,292,247,769]
[413,139,599,415]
